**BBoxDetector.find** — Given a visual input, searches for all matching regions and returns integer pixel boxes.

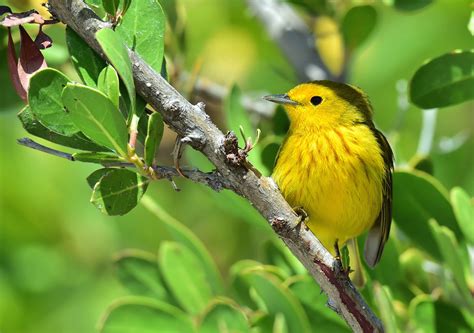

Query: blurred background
[0,0,472,332]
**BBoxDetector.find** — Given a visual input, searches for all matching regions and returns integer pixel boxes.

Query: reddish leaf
[0,10,44,27]
[7,28,26,101]
[35,26,53,49]
[17,25,47,99]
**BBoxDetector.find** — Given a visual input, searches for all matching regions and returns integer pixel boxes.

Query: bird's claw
[293,206,309,230]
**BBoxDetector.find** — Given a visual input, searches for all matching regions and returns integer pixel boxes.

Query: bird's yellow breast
[272,124,385,253]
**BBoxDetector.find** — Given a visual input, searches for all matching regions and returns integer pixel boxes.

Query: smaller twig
[17,138,74,160]
[172,135,186,177]
[17,137,231,192]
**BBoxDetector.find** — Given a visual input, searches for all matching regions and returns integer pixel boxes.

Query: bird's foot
[293,206,309,230]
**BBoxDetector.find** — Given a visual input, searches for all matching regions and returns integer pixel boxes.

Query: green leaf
[18,106,107,152]
[137,112,149,145]
[433,301,473,332]
[97,65,120,110]
[263,239,306,277]
[198,298,250,333]
[409,50,474,108]
[87,168,113,189]
[116,0,165,74]
[393,170,462,259]
[273,105,290,136]
[99,296,194,333]
[72,152,123,164]
[113,249,173,302]
[91,168,149,215]
[144,112,164,166]
[429,220,474,310]
[226,85,266,174]
[400,249,431,293]
[373,284,397,333]
[102,0,120,16]
[158,241,213,314]
[160,0,178,30]
[341,5,378,52]
[28,68,78,136]
[409,295,435,333]
[393,0,433,11]
[261,140,281,173]
[66,27,105,87]
[450,187,474,244]
[238,271,311,333]
[96,28,136,117]
[141,196,224,295]
[287,275,349,332]
[62,83,128,156]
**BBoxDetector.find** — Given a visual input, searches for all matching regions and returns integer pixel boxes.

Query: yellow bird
[265,81,393,268]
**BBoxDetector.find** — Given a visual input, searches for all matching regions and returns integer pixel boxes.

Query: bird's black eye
[310,96,323,106]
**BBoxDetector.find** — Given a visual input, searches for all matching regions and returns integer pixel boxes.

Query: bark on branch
[47,1,383,331]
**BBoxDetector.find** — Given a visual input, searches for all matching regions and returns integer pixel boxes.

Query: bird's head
[264,81,373,131]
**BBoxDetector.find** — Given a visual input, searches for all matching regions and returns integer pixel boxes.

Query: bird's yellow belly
[273,126,385,254]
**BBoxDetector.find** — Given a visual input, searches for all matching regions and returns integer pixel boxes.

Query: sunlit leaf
[159,241,213,314]
[410,50,474,108]
[96,28,136,117]
[99,296,194,333]
[116,0,165,74]
[28,68,79,136]
[18,106,107,152]
[62,83,128,156]
[97,65,120,110]
[66,27,105,87]
[91,168,149,215]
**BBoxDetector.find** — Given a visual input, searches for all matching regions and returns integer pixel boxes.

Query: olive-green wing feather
[364,129,394,267]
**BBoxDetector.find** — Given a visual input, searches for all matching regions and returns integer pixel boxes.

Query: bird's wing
[364,129,394,267]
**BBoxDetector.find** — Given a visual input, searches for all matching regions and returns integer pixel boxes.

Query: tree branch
[47,1,383,331]
[18,137,231,192]
[247,0,344,82]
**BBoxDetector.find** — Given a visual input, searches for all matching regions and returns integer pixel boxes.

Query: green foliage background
[0,0,473,332]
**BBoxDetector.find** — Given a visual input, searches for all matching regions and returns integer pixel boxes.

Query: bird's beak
[263,94,298,106]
